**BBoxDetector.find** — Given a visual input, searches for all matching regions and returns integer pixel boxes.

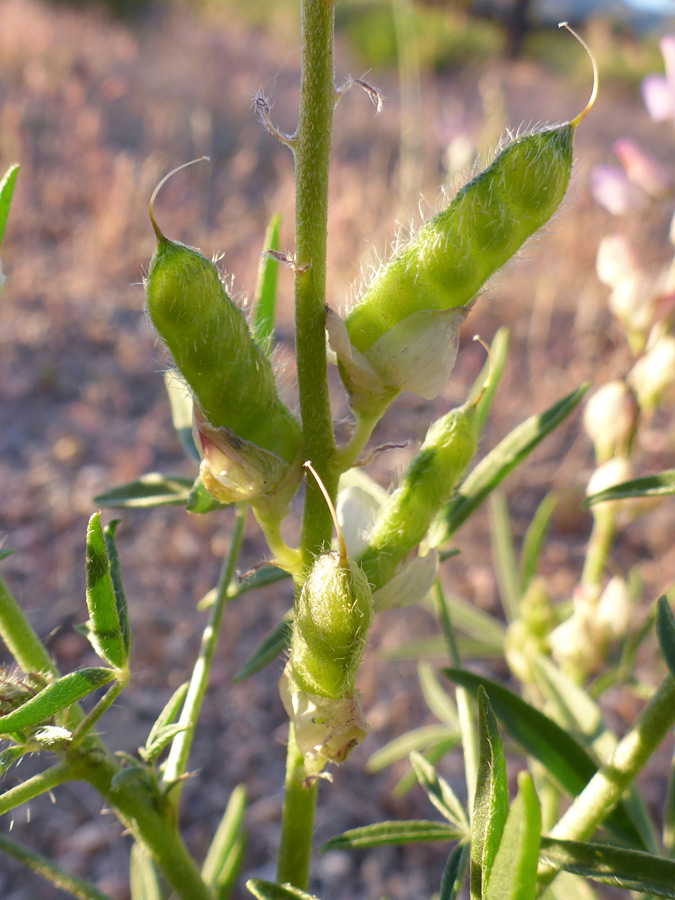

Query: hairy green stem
[581,508,615,586]
[0,760,72,816]
[73,750,214,900]
[0,834,116,900]
[537,674,675,893]
[0,575,58,677]
[276,725,318,887]
[294,0,338,561]
[163,503,248,803]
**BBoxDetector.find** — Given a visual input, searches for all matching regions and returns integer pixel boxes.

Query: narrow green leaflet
[186,476,230,514]
[393,737,460,798]
[519,493,557,592]
[366,724,459,773]
[232,610,292,683]
[410,752,469,832]
[202,784,247,888]
[444,669,647,849]
[130,842,161,900]
[384,635,504,662]
[471,687,509,900]
[423,591,506,651]
[0,164,19,249]
[144,682,189,753]
[485,771,541,900]
[657,596,675,683]
[539,837,675,897]
[0,668,114,735]
[0,549,14,562]
[433,385,587,544]
[418,661,459,726]
[94,474,194,508]
[139,724,186,764]
[163,370,200,463]
[0,834,115,900]
[490,493,520,621]
[103,520,130,660]
[586,469,675,505]
[252,213,281,354]
[215,833,246,900]
[321,820,461,851]
[246,879,319,900]
[468,327,510,435]
[440,841,468,900]
[85,513,127,669]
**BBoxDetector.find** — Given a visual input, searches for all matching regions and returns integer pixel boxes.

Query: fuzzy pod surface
[359,401,478,590]
[345,114,585,356]
[145,196,301,465]
[289,552,373,700]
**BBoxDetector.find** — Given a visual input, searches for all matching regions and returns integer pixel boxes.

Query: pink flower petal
[641,74,674,122]
[590,164,648,216]
[613,138,672,196]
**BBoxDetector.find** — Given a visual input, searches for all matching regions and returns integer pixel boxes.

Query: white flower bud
[596,235,640,289]
[608,274,657,339]
[582,380,638,463]
[587,457,633,500]
[336,485,381,560]
[594,576,632,643]
[628,335,675,411]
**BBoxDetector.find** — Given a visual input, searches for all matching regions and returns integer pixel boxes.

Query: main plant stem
[294,0,337,561]
[277,0,337,887]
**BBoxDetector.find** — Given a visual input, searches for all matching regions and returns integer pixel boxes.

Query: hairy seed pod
[289,552,373,700]
[281,551,373,765]
[144,163,302,468]
[359,400,478,591]
[331,29,596,412]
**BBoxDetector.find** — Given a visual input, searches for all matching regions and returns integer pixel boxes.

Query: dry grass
[0,1,674,898]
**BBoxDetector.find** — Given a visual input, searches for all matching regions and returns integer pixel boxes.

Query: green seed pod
[144,162,302,479]
[331,29,596,413]
[280,464,374,765]
[289,552,373,699]
[359,399,478,591]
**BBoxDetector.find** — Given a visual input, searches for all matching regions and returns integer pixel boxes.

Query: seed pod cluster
[359,399,478,590]
[144,164,302,501]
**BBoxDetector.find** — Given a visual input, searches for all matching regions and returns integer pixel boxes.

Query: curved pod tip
[148,156,211,243]
[558,21,598,128]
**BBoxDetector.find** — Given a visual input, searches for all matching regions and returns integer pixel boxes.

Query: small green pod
[144,167,301,467]
[359,400,478,590]
[289,552,373,700]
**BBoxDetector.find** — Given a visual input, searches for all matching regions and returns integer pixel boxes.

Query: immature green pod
[330,27,596,413]
[144,163,302,499]
[359,398,478,591]
[280,465,374,765]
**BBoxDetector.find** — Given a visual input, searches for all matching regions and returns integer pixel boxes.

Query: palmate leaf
[444,669,647,850]
[586,469,675,505]
[321,819,461,851]
[431,385,587,545]
[539,837,675,897]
